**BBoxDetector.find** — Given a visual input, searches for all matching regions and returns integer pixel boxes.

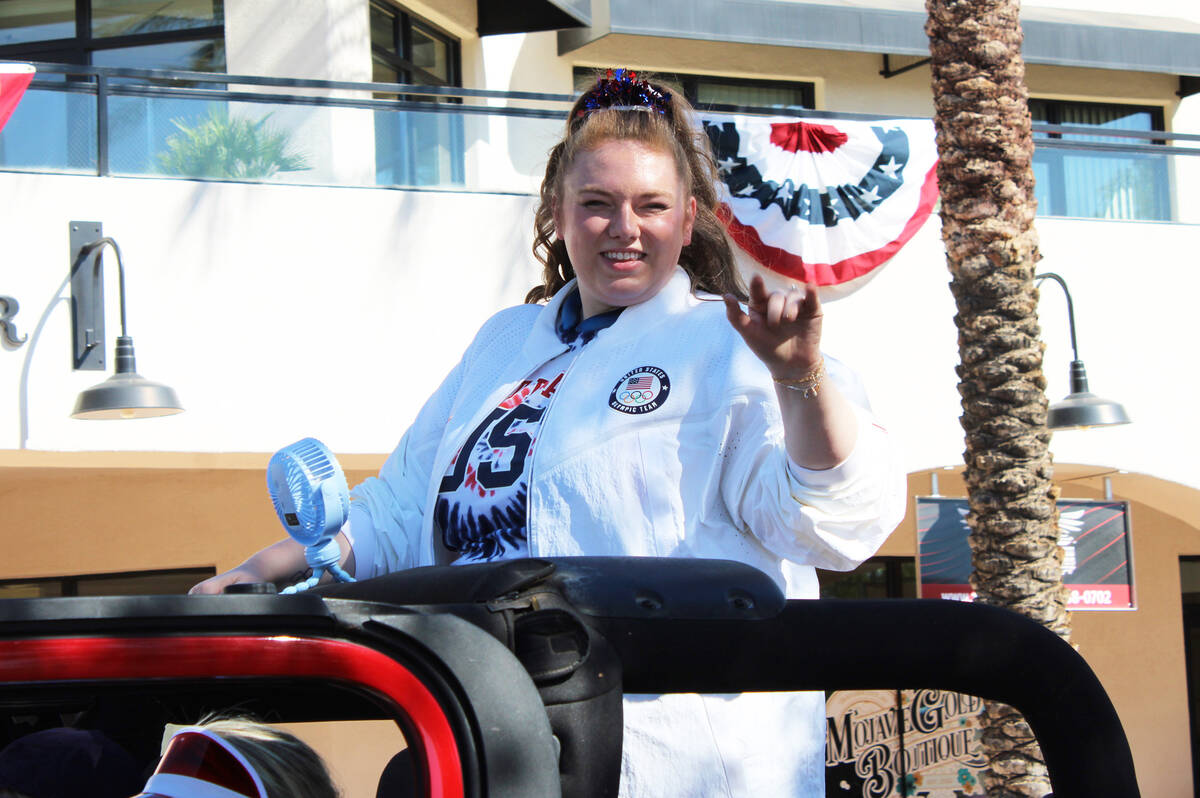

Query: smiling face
[553,139,697,318]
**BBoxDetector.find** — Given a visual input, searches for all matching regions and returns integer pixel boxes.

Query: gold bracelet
[772,358,825,399]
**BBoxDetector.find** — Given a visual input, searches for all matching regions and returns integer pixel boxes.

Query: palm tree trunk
[925,0,1073,794]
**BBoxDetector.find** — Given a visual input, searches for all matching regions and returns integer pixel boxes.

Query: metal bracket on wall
[880,54,931,79]
[69,221,105,371]
[0,295,27,346]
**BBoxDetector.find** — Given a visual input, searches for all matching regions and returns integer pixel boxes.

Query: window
[818,557,916,599]
[370,1,458,88]
[0,1,75,45]
[573,68,815,112]
[0,0,225,72]
[0,567,215,598]
[370,2,463,187]
[1031,98,1170,221]
[0,1,225,179]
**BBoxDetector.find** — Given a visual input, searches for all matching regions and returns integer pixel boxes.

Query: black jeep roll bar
[0,557,1138,798]
[320,557,1140,798]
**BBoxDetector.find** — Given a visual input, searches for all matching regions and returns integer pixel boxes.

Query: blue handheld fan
[266,437,355,593]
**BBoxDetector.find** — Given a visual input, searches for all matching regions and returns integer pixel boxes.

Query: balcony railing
[2,62,1199,222]
[0,62,577,195]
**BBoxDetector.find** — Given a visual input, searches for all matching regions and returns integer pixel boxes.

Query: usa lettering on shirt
[434,367,567,564]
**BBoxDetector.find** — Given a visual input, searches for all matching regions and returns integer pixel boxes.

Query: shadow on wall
[503,34,575,182]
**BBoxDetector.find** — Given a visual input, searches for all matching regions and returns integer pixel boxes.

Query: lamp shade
[71,372,183,419]
[1048,392,1131,430]
[1047,360,1130,431]
[71,336,183,419]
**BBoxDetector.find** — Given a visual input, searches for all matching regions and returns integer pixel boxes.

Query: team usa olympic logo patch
[610,366,670,414]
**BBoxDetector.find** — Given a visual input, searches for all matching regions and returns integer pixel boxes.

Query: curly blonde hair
[526,72,745,305]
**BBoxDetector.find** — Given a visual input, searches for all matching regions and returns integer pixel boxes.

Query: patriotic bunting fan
[701,114,938,300]
[0,63,35,134]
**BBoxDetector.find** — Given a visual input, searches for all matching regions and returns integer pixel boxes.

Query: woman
[194,70,904,795]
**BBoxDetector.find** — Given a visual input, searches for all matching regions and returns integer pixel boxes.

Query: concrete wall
[226,0,372,83]
[0,172,540,455]
[0,451,384,579]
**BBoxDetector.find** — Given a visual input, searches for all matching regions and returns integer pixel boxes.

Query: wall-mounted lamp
[1036,272,1129,431]
[69,221,183,419]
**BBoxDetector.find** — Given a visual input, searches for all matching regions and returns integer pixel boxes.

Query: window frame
[369,1,460,89]
[1031,97,1166,141]
[1030,97,1171,221]
[0,0,224,70]
[368,2,464,188]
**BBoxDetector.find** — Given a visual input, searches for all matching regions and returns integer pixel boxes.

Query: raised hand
[723,273,823,379]
[723,273,857,469]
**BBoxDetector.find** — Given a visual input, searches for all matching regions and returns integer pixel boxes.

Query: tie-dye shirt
[432,290,621,564]
[432,352,576,563]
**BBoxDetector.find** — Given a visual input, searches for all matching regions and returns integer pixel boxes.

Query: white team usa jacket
[348,267,906,598]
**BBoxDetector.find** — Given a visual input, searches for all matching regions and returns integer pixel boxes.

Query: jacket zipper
[524,340,586,557]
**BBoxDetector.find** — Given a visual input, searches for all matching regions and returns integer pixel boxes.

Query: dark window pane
[1059,104,1152,140]
[0,581,63,599]
[90,0,222,39]
[819,557,916,599]
[75,568,213,596]
[573,69,600,93]
[369,2,394,51]
[372,58,399,84]
[411,22,449,83]
[0,0,75,45]
[1182,558,1200,596]
[696,81,807,110]
[1032,98,1159,141]
[0,568,215,599]
[827,564,890,599]
[899,561,917,598]
[92,37,225,72]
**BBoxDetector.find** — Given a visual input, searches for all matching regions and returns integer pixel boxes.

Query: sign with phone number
[915,497,1135,611]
